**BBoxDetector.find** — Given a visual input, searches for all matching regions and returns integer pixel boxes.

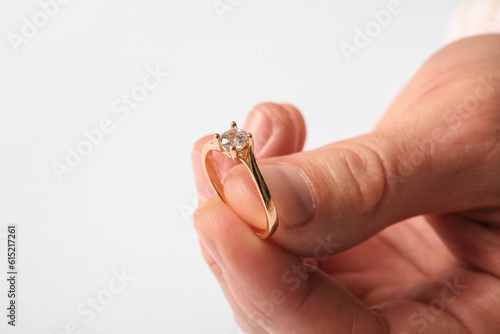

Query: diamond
[220,128,249,152]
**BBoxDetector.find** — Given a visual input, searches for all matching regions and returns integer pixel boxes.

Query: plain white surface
[0,0,460,333]
[446,0,500,42]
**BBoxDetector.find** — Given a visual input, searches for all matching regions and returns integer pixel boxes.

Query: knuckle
[331,143,387,216]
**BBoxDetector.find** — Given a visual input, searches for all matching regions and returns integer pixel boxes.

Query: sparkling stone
[220,128,249,152]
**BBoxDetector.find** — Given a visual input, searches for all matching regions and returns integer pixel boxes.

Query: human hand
[192,35,500,334]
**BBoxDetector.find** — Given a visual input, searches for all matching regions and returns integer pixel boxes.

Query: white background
[0,0,461,333]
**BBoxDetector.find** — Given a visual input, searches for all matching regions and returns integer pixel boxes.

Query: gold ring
[201,121,278,239]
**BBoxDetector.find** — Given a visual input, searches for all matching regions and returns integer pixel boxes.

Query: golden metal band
[201,122,278,239]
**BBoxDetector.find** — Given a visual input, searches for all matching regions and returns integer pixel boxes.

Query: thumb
[224,35,500,255]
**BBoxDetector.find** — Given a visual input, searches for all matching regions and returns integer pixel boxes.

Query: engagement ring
[201,121,278,239]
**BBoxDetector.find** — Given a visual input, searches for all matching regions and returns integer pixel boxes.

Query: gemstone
[220,128,249,152]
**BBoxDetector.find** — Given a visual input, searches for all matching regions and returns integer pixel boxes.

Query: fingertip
[223,164,269,232]
[192,134,213,154]
[244,102,307,158]
[224,162,315,234]
[281,103,307,151]
[193,199,223,233]
[198,238,216,267]
[191,148,216,203]
[194,199,250,243]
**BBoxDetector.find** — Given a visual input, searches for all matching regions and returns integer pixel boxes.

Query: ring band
[201,121,278,239]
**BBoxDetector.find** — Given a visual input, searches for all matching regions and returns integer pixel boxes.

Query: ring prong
[213,133,222,150]
[248,133,254,147]
[230,145,237,159]
[230,121,237,129]
[247,133,252,138]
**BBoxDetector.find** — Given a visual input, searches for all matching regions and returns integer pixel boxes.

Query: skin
[191,35,500,333]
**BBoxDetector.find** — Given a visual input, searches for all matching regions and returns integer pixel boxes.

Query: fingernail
[199,235,226,271]
[244,108,273,155]
[260,165,315,229]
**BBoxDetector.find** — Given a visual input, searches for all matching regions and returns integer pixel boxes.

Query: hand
[192,35,500,334]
